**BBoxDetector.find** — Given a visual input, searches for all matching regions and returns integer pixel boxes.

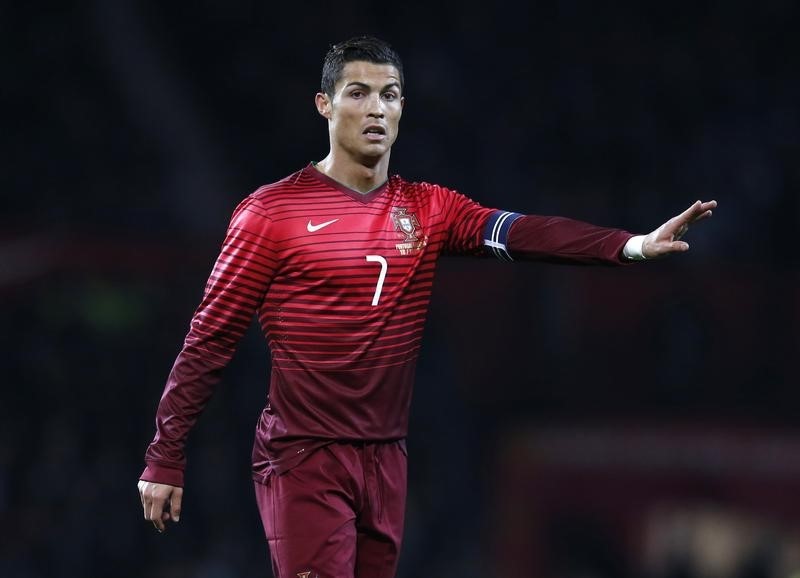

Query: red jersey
[142,164,633,486]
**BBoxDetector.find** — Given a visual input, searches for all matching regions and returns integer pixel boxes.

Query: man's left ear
[315,92,331,119]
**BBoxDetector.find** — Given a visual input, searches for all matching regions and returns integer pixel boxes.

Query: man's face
[316,61,404,162]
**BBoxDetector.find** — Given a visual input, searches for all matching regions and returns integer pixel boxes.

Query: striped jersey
[142,163,633,486]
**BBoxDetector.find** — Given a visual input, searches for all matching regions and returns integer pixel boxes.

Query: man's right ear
[315,93,331,119]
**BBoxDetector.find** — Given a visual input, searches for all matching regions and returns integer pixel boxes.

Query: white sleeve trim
[622,235,647,260]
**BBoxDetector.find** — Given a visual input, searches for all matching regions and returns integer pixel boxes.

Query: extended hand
[642,200,717,258]
[138,479,182,533]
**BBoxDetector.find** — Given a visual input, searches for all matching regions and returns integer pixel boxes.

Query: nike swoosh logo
[307,218,339,232]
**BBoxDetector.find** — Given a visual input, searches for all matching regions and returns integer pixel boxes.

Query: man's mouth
[363,125,387,140]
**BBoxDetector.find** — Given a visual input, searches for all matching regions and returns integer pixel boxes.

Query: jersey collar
[306,162,390,205]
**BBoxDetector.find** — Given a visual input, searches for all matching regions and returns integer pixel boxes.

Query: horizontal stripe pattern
[145,165,499,480]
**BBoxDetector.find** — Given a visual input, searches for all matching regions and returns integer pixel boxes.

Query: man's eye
[351,91,364,98]
[382,93,397,100]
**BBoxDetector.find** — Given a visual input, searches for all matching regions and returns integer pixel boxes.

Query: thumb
[170,487,183,522]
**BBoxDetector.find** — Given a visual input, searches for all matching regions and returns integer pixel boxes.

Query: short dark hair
[320,36,404,97]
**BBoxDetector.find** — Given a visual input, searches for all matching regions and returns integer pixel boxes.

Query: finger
[663,201,716,241]
[646,238,690,258]
[139,481,154,519]
[692,209,714,222]
[664,240,690,253]
[686,200,717,223]
[140,486,152,520]
[676,200,703,224]
[149,495,167,532]
[663,201,706,237]
[170,487,183,523]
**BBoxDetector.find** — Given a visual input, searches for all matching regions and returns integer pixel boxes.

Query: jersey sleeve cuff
[482,210,524,261]
[622,235,647,260]
[140,463,185,487]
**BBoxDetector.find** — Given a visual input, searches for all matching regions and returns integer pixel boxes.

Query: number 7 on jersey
[366,255,387,306]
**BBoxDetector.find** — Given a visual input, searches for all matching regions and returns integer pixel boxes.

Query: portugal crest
[392,207,421,241]
[391,207,427,255]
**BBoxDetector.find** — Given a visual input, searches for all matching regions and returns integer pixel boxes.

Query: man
[138,35,716,578]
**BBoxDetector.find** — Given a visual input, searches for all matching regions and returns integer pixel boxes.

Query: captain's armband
[483,211,523,261]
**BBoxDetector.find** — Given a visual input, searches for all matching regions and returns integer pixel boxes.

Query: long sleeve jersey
[141,164,633,486]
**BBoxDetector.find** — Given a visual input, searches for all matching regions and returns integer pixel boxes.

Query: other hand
[642,200,717,258]
[138,479,182,533]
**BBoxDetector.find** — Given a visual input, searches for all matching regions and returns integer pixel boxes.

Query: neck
[315,150,391,193]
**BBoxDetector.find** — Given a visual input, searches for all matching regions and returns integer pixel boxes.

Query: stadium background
[2,1,798,577]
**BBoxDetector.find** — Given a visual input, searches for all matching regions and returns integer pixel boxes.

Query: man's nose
[367,94,385,117]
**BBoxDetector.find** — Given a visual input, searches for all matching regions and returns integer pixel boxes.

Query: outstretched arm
[635,200,717,259]
[489,199,716,265]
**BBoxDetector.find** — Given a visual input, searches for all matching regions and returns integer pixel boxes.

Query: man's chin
[355,146,390,165]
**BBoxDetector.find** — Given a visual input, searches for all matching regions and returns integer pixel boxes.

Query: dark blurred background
[1,1,798,577]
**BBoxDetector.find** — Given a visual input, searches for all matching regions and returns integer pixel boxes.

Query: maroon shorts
[253,440,408,578]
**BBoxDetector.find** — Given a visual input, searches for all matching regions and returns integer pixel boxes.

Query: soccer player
[138,35,716,578]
